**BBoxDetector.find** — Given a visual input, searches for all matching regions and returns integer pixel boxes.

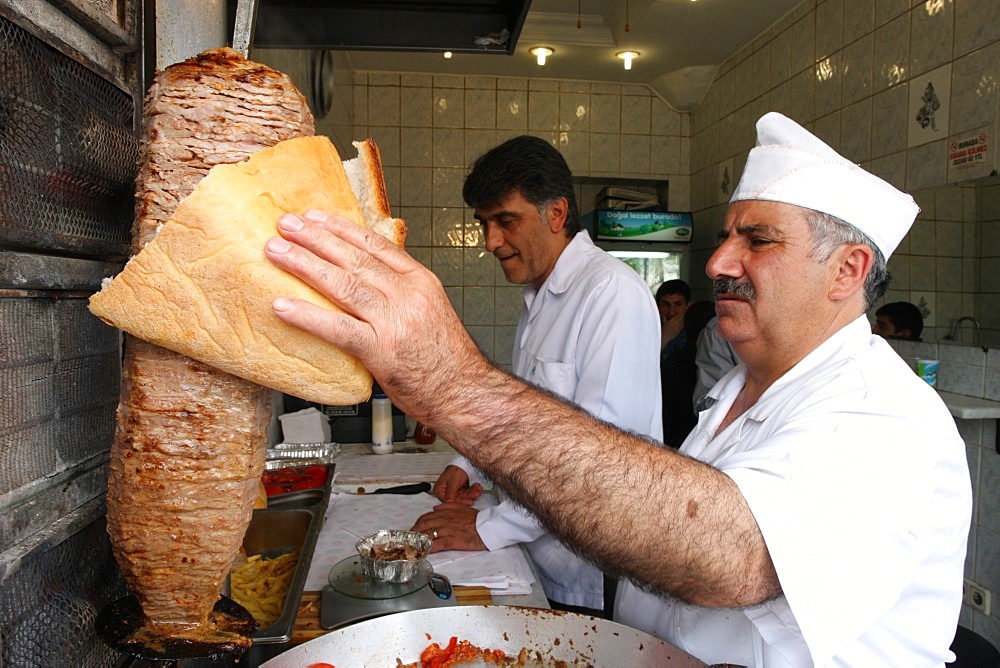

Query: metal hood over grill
[226,0,531,53]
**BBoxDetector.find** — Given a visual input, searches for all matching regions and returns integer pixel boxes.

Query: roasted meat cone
[107,337,271,628]
[101,48,313,655]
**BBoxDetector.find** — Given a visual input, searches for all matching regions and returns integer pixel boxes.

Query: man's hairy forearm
[263,212,777,607]
[435,359,780,608]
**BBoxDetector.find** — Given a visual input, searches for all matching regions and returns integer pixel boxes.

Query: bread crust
[345,139,407,247]
[90,135,396,406]
[354,138,392,219]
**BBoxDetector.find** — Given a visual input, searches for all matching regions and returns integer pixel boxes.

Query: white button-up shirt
[451,231,663,609]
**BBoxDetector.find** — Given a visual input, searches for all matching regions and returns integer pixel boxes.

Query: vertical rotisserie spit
[99,47,313,659]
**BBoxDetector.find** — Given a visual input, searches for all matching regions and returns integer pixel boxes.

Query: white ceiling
[341,0,804,111]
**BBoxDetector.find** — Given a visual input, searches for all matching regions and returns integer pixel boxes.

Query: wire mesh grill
[0,298,119,510]
[0,513,126,668]
[0,13,138,259]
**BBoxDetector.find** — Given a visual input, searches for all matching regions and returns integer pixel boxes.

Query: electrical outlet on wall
[964,578,992,616]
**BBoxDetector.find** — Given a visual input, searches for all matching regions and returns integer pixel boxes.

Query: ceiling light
[443,51,453,59]
[617,51,639,70]
[530,46,553,66]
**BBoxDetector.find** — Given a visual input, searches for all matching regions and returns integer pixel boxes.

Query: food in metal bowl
[258,606,708,667]
[355,529,431,583]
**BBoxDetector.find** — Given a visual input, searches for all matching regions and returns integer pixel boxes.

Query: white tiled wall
[687,0,1000,313]
[883,183,978,343]
[893,181,1000,349]
[890,337,1000,644]
[352,72,689,366]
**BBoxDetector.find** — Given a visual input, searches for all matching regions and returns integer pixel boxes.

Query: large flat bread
[90,135,396,406]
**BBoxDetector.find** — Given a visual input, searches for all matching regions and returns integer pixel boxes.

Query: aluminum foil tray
[265,442,341,469]
[355,530,432,584]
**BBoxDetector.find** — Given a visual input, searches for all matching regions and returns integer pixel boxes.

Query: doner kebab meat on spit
[90,47,405,651]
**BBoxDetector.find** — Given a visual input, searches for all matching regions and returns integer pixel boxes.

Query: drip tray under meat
[115,642,289,668]
[109,486,329,667]
[99,595,255,664]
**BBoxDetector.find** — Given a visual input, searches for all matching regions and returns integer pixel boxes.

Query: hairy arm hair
[441,362,780,608]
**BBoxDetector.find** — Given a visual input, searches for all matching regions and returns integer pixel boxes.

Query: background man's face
[477,191,568,289]
[658,294,690,323]
[873,316,912,339]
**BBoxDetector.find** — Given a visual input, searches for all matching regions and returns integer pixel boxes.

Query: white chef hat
[731,112,918,259]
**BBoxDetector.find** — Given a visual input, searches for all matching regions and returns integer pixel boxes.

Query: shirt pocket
[526,357,576,399]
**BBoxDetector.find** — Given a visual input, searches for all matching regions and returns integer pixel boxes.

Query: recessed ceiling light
[443,51,453,59]
[530,46,554,66]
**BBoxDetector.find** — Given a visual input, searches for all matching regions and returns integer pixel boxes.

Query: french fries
[230,550,299,627]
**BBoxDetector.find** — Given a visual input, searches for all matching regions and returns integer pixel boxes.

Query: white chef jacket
[450,231,662,609]
[616,315,972,667]
[693,316,739,412]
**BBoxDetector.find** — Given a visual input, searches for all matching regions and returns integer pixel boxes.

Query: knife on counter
[370,482,432,495]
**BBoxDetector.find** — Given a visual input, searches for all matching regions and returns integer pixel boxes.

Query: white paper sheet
[332,452,456,485]
[305,491,535,596]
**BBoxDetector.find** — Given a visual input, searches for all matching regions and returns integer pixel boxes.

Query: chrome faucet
[945,316,980,342]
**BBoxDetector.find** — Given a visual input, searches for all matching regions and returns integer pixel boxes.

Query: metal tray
[238,477,330,644]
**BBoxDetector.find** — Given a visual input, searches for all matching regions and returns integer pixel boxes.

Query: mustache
[714,277,756,301]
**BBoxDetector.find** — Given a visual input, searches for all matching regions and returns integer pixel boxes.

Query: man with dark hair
[460,135,583,237]
[266,113,971,665]
[655,278,692,359]
[873,301,923,341]
[413,135,662,618]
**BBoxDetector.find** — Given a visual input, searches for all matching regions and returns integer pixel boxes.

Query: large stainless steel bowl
[261,605,706,667]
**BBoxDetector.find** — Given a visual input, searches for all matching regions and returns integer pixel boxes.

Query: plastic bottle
[371,395,394,454]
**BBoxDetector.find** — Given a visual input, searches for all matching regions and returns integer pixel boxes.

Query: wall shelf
[938,391,1000,454]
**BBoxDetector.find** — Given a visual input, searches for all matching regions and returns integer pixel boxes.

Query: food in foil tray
[262,465,329,496]
[356,530,431,583]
